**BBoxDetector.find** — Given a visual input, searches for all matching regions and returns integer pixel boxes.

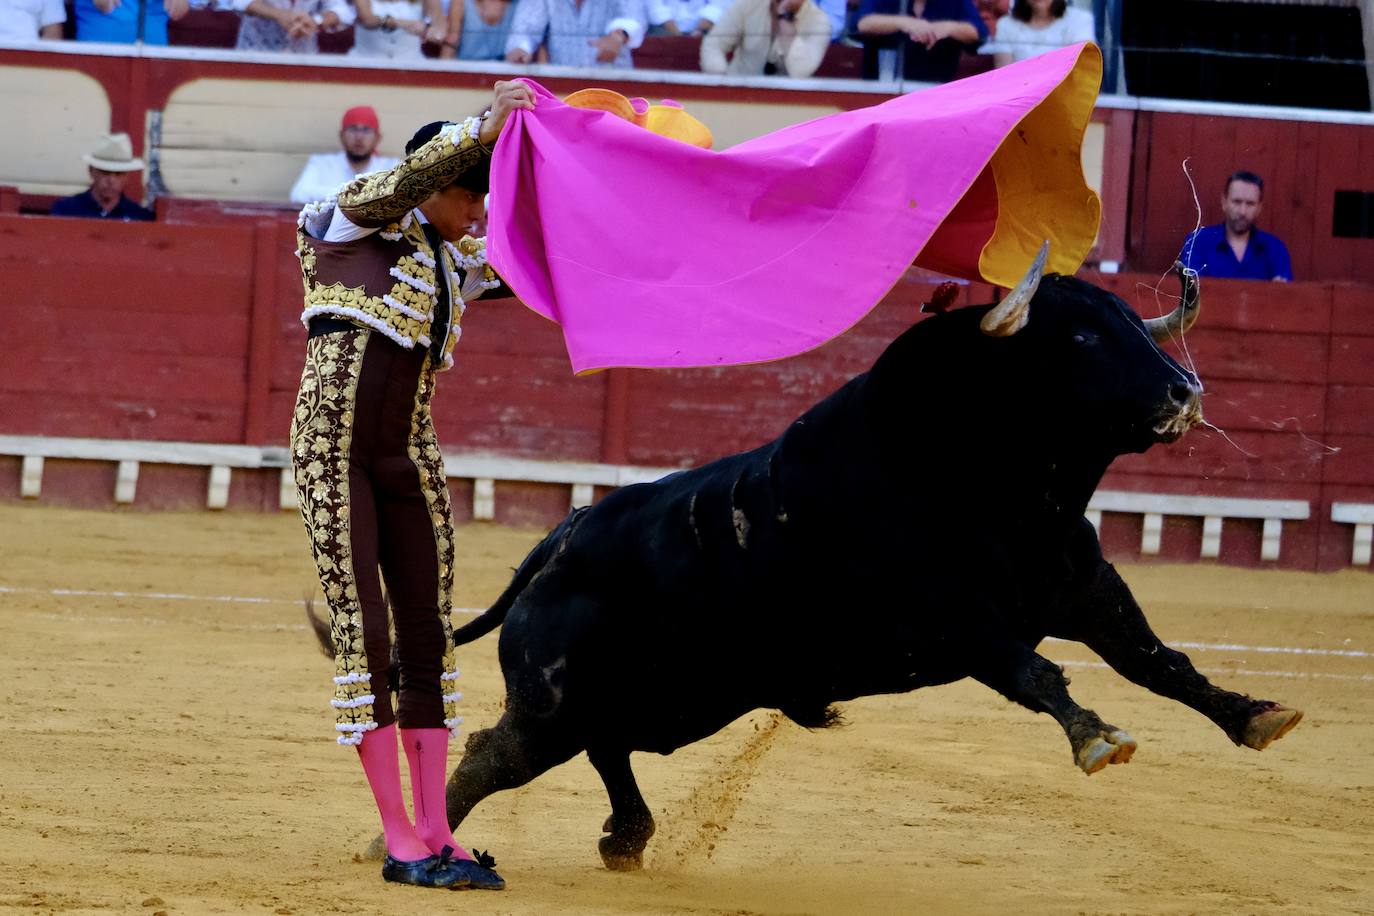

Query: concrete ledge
[1332,503,1374,566]
[1086,490,1311,563]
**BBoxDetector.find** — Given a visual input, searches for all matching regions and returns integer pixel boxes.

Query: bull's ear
[980,241,1049,337]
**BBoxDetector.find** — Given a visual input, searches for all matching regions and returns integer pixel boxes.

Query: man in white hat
[49,132,155,221]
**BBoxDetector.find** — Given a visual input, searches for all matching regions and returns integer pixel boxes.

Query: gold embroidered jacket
[294,117,501,369]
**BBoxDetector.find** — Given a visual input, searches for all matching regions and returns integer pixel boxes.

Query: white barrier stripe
[0,584,487,616]
[1172,640,1371,659]
[26,612,310,632]
[1043,635,1369,659]
[0,585,283,605]
[4,584,1368,664]
[1058,659,1374,683]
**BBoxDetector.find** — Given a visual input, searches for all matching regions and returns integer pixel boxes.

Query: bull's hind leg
[587,748,655,871]
[1060,561,1302,750]
[445,711,583,835]
[971,639,1137,775]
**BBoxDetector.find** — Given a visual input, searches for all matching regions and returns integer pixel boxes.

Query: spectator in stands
[351,0,445,58]
[646,0,723,35]
[438,0,514,59]
[855,0,986,83]
[700,0,830,77]
[980,0,1092,66]
[0,0,65,39]
[290,106,400,204]
[50,133,155,222]
[231,0,353,52]
[504,0,646,66]
[73,0,188,43]
[974,0,1006,35]
[1180,170,1293,282]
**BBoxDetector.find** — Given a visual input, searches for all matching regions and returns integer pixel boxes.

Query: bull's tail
[452,506,589,648]
[304,593,401,693]
[305,597,334,657]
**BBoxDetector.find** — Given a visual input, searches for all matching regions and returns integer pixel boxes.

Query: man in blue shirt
[50,133,155,222]
[1180,170,1292,282]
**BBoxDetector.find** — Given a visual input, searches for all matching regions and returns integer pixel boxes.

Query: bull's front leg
[1055,560,1302,751]
[969,637,1138,775]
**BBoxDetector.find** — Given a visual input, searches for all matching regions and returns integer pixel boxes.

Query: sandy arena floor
[1,503,1372,915]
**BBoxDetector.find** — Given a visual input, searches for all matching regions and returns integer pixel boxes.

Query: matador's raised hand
[480,80,537,147]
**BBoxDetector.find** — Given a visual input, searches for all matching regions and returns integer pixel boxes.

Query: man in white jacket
[290,106,400,205]
[699,0,830,78]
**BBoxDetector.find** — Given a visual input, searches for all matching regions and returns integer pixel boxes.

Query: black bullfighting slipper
[380,846,469,888]
[448,848,505,891]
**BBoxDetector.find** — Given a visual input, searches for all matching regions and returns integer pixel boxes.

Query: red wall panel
[1331,285,1374,336]
[2,215,1372,570]
[1328,336,1374,386]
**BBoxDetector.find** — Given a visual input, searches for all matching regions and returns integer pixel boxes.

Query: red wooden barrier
[2,212,1372,568]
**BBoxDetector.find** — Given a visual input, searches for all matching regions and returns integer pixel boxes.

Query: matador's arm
[337,116,491,228]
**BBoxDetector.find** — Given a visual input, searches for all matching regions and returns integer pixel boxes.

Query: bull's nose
[1168,378,1201,408]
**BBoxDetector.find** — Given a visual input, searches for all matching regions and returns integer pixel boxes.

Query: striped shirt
[505,0,647,67]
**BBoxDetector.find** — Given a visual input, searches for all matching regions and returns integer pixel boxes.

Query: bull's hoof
[362,833,388,861]
[1242,705,1303,750]
[1075,729,1137,775]
[598,835,645,872]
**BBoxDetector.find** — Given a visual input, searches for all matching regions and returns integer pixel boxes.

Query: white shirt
[289,151,401,204]
[0,0,65,40]
[979,8,1094,63]
[646,0,726,30]
[349,0,427,58]
[226,0,355,52]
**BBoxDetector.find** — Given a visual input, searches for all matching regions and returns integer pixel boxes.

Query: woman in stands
[289,80,533,890]
[438,0,516,60]
[980,0,1093,66]
[351,0,445,58]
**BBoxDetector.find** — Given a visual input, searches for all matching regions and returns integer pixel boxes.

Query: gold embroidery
[305,280,375,310]
[290,329,374,744]
[297,233,318,293]
[406,363,462,734]
[298,219,492,368]
[339,121,491,227]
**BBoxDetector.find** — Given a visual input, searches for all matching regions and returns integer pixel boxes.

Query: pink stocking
[401,728,473,860]
[355,724,433,863]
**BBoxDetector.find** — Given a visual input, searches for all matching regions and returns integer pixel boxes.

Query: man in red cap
[289,105,400,204]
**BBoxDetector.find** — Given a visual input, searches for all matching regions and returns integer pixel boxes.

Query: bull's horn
[980,241,1049,337]
[1144,261,1201,342]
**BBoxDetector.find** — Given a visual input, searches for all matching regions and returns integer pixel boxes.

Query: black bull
[325,256,1303,870]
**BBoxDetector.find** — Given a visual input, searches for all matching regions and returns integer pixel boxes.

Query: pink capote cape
[487,42,1103,374]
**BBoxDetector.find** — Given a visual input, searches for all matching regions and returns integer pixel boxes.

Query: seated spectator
[700,0,829,77]
[646,0,725,36]
[0,0,66,40]
[438,0,514,59]
[231,0,353,52]
[1180,170,1293,282]
[974,0,1006,35]
[50,133,154,222]
[855,0,986,83]
[816,0,847,40]
[351,0,444,58]
[290,106,400,204]
[504,0,646,67]
[980,0,1091,66]
[73,0,188,44]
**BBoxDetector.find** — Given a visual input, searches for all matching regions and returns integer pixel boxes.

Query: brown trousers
[290,327,461,744]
